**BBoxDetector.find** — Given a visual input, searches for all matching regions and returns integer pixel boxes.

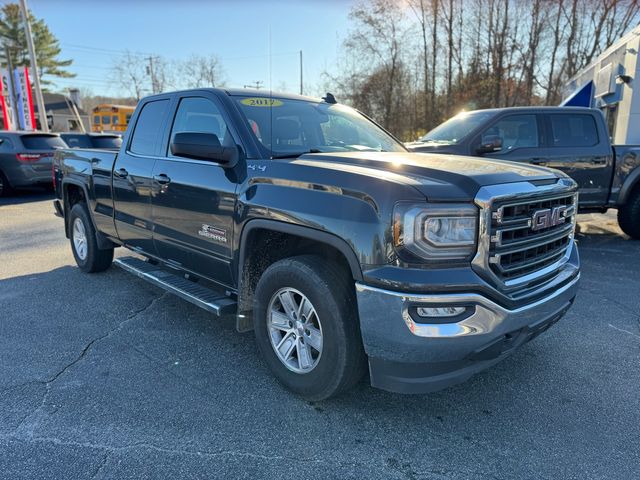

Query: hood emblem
[531,206,568,231]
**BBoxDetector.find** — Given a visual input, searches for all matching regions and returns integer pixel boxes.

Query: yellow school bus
[91,104,136,132]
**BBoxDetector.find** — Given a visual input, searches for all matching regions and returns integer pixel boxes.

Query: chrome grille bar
[473,179,578,293]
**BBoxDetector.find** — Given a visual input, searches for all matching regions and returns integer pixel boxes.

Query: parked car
[406,106,640,238]
[60,132,122,150]
[0,131,67,197]
[53,89,580,400]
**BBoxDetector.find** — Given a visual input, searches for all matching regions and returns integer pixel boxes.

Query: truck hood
[296,151,562,202]
[405,142,457,154]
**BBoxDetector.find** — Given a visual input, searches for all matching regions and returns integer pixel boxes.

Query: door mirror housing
[477,135,503,154]
[170,132,238,166]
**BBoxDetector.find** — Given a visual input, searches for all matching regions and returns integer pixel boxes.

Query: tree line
[327,0,640,140]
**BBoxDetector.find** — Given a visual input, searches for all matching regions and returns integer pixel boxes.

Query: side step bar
[114,256,237,316]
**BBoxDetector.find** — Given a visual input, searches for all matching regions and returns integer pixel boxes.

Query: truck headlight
[393,203,478,261]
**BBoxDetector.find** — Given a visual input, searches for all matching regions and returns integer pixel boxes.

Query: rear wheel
[0,171,13,197]
[69,203,114,272]
[253,255,366,400]
[618,188,640,239]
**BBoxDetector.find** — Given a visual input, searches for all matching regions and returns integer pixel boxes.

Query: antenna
[269,26,274,159]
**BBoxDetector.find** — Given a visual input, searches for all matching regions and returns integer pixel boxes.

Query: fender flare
[237,218,364,286]
[62,179,114,250]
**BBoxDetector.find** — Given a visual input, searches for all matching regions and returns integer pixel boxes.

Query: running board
[114,256,237,316]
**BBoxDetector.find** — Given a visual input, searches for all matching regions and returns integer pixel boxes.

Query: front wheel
[253,255,366,400]
[618,188,640,239]
[69,203,114,272]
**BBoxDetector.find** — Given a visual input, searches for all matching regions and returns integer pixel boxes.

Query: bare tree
[181,54,226,88]
[326,0,640,139]
[113,51,148,101]
[341,0,410,130]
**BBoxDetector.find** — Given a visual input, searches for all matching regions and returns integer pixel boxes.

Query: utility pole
[299,50,303,95]
[146,56,158,94]
[18,0,48,132]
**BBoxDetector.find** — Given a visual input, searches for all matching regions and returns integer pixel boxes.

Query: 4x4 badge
[531,206,568,231]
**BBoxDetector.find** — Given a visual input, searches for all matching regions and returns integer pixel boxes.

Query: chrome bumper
[356,262,580,393]
[357,270,579,339]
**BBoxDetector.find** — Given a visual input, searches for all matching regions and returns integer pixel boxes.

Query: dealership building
[562,25,640,145]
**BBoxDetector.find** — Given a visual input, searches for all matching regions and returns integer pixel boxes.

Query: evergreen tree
[0,3,73,84]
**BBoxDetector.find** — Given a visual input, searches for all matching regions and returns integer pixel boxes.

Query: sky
[26,0,355,98]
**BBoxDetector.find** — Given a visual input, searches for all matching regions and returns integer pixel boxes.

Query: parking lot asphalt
[1,191,639,480]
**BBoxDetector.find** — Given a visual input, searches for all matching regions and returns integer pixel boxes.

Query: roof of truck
[140,87,329,104]
[461,106,598,115]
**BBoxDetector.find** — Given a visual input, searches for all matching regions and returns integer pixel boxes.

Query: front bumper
[356,264,580,394]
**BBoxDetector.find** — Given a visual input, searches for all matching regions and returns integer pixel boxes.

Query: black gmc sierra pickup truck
[53,89,581,400]
[406,106,640,238]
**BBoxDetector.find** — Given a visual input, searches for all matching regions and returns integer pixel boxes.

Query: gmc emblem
[531,206,568,231]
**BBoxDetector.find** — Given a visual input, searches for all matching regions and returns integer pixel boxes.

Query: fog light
[416,306,466,318]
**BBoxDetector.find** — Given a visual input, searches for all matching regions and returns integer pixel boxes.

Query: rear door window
[549,114,599,147]
[129,99,170,156]
[21,135,67,150]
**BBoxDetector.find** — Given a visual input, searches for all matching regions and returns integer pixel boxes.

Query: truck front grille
[488,194,576,281]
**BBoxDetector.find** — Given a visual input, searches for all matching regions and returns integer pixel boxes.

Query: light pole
[18,0,48,132]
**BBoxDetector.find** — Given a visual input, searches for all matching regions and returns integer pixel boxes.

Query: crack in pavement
[581,285,640,332]
[89,452,110,480]
[1,433,287,462]
[10,293,168,439]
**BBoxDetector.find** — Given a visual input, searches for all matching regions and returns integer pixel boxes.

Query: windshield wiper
[271,149,322,159]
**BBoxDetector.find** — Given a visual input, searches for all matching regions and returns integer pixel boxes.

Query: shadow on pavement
[0,189,54,206]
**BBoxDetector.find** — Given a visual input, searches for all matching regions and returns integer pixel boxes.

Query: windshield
[233,96,406,157]
[419,111,497,144]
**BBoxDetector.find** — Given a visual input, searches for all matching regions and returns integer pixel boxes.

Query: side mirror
[477,135,503,154]
[170,132,238,166]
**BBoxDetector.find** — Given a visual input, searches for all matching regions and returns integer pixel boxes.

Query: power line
[61,43,153,57]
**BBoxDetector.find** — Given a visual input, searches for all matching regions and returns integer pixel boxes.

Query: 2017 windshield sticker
[241,98,283,107]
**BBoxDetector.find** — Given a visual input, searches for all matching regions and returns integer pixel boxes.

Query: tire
[69,203,114,272]
[0,170,13,197]
[618,188,640,239]
[253,255,366,401]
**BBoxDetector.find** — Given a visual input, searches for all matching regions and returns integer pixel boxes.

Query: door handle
[530,158,549,166]
[114,168,128,178]
[590,157,607,165]
[154,173,171,185]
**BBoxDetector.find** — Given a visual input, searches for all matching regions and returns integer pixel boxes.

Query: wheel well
[238,228,355,315]
[65,184,86,208]
[63,184,86,237]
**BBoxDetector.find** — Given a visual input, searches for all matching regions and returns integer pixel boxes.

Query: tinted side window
[550,114,598,147]
[129,100,170,156]
[168,97,228,157]
[481,115,538,151]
